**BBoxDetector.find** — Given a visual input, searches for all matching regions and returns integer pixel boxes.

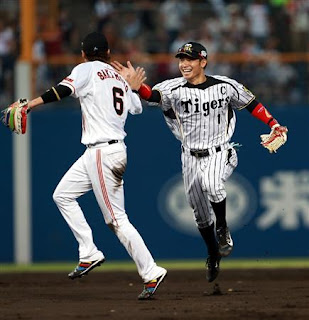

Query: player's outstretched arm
[123,66,147,91]
[246,99,288,153]
[1,85,72,134]
[111,60,159,102]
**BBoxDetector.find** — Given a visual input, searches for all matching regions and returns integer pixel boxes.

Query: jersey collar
[183,76,221,89]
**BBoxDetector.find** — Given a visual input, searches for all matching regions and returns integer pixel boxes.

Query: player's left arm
[228,78,288,153]
[245,99,288,153]
[246,98,279,128]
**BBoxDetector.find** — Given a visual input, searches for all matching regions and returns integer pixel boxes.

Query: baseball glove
[1,99,30,134]
[260,124,288,153]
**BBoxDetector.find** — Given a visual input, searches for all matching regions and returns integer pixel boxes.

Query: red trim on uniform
[96,149,118,225]
[251,103,278,128]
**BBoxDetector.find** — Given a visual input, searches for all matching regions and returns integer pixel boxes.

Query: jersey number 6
[113,87,124,115]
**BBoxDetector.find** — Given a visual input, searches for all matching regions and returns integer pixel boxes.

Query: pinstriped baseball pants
[181,146,238,229]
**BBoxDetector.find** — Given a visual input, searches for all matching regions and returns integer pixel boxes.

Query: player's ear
[201,59,207,69]
[81,50,87,61]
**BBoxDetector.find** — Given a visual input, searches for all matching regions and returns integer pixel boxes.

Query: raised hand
[128,66,147,91]
[111,61,137,81]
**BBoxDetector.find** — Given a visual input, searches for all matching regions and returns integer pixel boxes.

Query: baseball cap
[175,42,207,59]
[81,32,109,56]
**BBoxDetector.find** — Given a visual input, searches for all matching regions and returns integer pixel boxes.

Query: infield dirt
[1,269,308,319]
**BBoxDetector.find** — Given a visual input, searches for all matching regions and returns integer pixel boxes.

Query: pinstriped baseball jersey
[152,75,255,150]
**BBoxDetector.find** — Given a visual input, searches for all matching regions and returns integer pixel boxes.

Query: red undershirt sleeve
[246,99,278,128]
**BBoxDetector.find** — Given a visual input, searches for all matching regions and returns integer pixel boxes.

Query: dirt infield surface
[1,269,308,320]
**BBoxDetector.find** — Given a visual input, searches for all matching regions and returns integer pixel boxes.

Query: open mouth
[182,69,192,76]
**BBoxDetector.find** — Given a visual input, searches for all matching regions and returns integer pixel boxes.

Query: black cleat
[206,255,221,282]
[68,258,105,279]
[216,227,233,257]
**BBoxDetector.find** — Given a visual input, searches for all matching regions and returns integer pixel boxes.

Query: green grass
[0,258,308,273]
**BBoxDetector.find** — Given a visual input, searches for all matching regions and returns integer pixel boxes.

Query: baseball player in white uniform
[14,32,166,300]
[112,41,287,283]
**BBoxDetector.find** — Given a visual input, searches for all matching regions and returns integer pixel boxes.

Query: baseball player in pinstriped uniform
[11,32,166,300]
[112,41,287,283]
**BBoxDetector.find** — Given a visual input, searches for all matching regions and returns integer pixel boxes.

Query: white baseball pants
[53,141,164,282]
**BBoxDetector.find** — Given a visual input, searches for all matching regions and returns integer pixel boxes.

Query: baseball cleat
[138,269,167,300]
[68,258,105,279]
[206,254,221,282]
[216,227,233,257]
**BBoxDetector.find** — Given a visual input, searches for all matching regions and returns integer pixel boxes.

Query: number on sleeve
[113,87,124,115]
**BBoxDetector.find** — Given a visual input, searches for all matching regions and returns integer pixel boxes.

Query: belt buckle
[190,149,209,158]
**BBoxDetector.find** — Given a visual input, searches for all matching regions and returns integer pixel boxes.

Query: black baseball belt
[86,140,119,148]
[182,146,222,158]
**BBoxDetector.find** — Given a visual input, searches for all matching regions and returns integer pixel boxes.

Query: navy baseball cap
[175,42,207,59]
[81,32,109,56]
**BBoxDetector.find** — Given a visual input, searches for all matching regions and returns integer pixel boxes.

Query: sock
[210,198,227,230]
[198,223,219,257]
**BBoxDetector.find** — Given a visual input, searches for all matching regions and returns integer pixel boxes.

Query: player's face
[178,57,207,84]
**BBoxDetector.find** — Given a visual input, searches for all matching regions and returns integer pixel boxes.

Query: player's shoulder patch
[241,85,254,96]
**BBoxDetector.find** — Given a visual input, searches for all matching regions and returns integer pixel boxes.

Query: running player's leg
[53,153,104,262]
[182,153,219,252]
[182,152,220,282]
[88,143,166,283]
[201,148,238,256]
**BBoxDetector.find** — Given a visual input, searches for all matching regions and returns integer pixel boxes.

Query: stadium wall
[1,105,308,262]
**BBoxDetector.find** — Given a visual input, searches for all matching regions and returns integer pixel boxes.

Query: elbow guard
[41,85,72,104]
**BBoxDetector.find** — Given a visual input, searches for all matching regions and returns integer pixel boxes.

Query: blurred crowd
[0,0,308,107]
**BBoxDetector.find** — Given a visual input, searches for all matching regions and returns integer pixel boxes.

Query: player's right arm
[111,60,161,103]
[27,63,91,111]
[27,85,72,110]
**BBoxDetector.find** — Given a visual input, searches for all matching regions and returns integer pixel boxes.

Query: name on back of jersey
[97,68,128,92]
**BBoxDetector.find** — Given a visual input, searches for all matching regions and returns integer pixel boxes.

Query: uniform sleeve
[59,63,92,98]
[151,80,173,111]
[128,90,143,115]
[227,78,256,110]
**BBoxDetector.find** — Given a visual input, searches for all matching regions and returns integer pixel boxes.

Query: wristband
[138,83,152,100]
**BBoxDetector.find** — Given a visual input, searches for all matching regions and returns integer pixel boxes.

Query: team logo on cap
[182,43,193,53]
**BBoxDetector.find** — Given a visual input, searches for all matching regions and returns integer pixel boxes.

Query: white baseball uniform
[152,75,255,228]
[52,61,165,282]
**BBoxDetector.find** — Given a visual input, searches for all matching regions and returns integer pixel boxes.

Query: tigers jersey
[153,75,255,150]
[59,61,142,146]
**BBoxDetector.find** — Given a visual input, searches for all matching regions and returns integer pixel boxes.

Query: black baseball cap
[175,42,207,59]
[81,32,109,56]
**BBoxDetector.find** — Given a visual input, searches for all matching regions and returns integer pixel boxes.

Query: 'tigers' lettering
[181,96,231,116]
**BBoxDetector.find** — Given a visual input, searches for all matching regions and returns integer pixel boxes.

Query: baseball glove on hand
[260,124,288,153]
[1,99,30,134]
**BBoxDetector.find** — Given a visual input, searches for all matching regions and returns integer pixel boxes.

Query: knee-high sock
[210,198,227,230]
[198,223,219,256]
